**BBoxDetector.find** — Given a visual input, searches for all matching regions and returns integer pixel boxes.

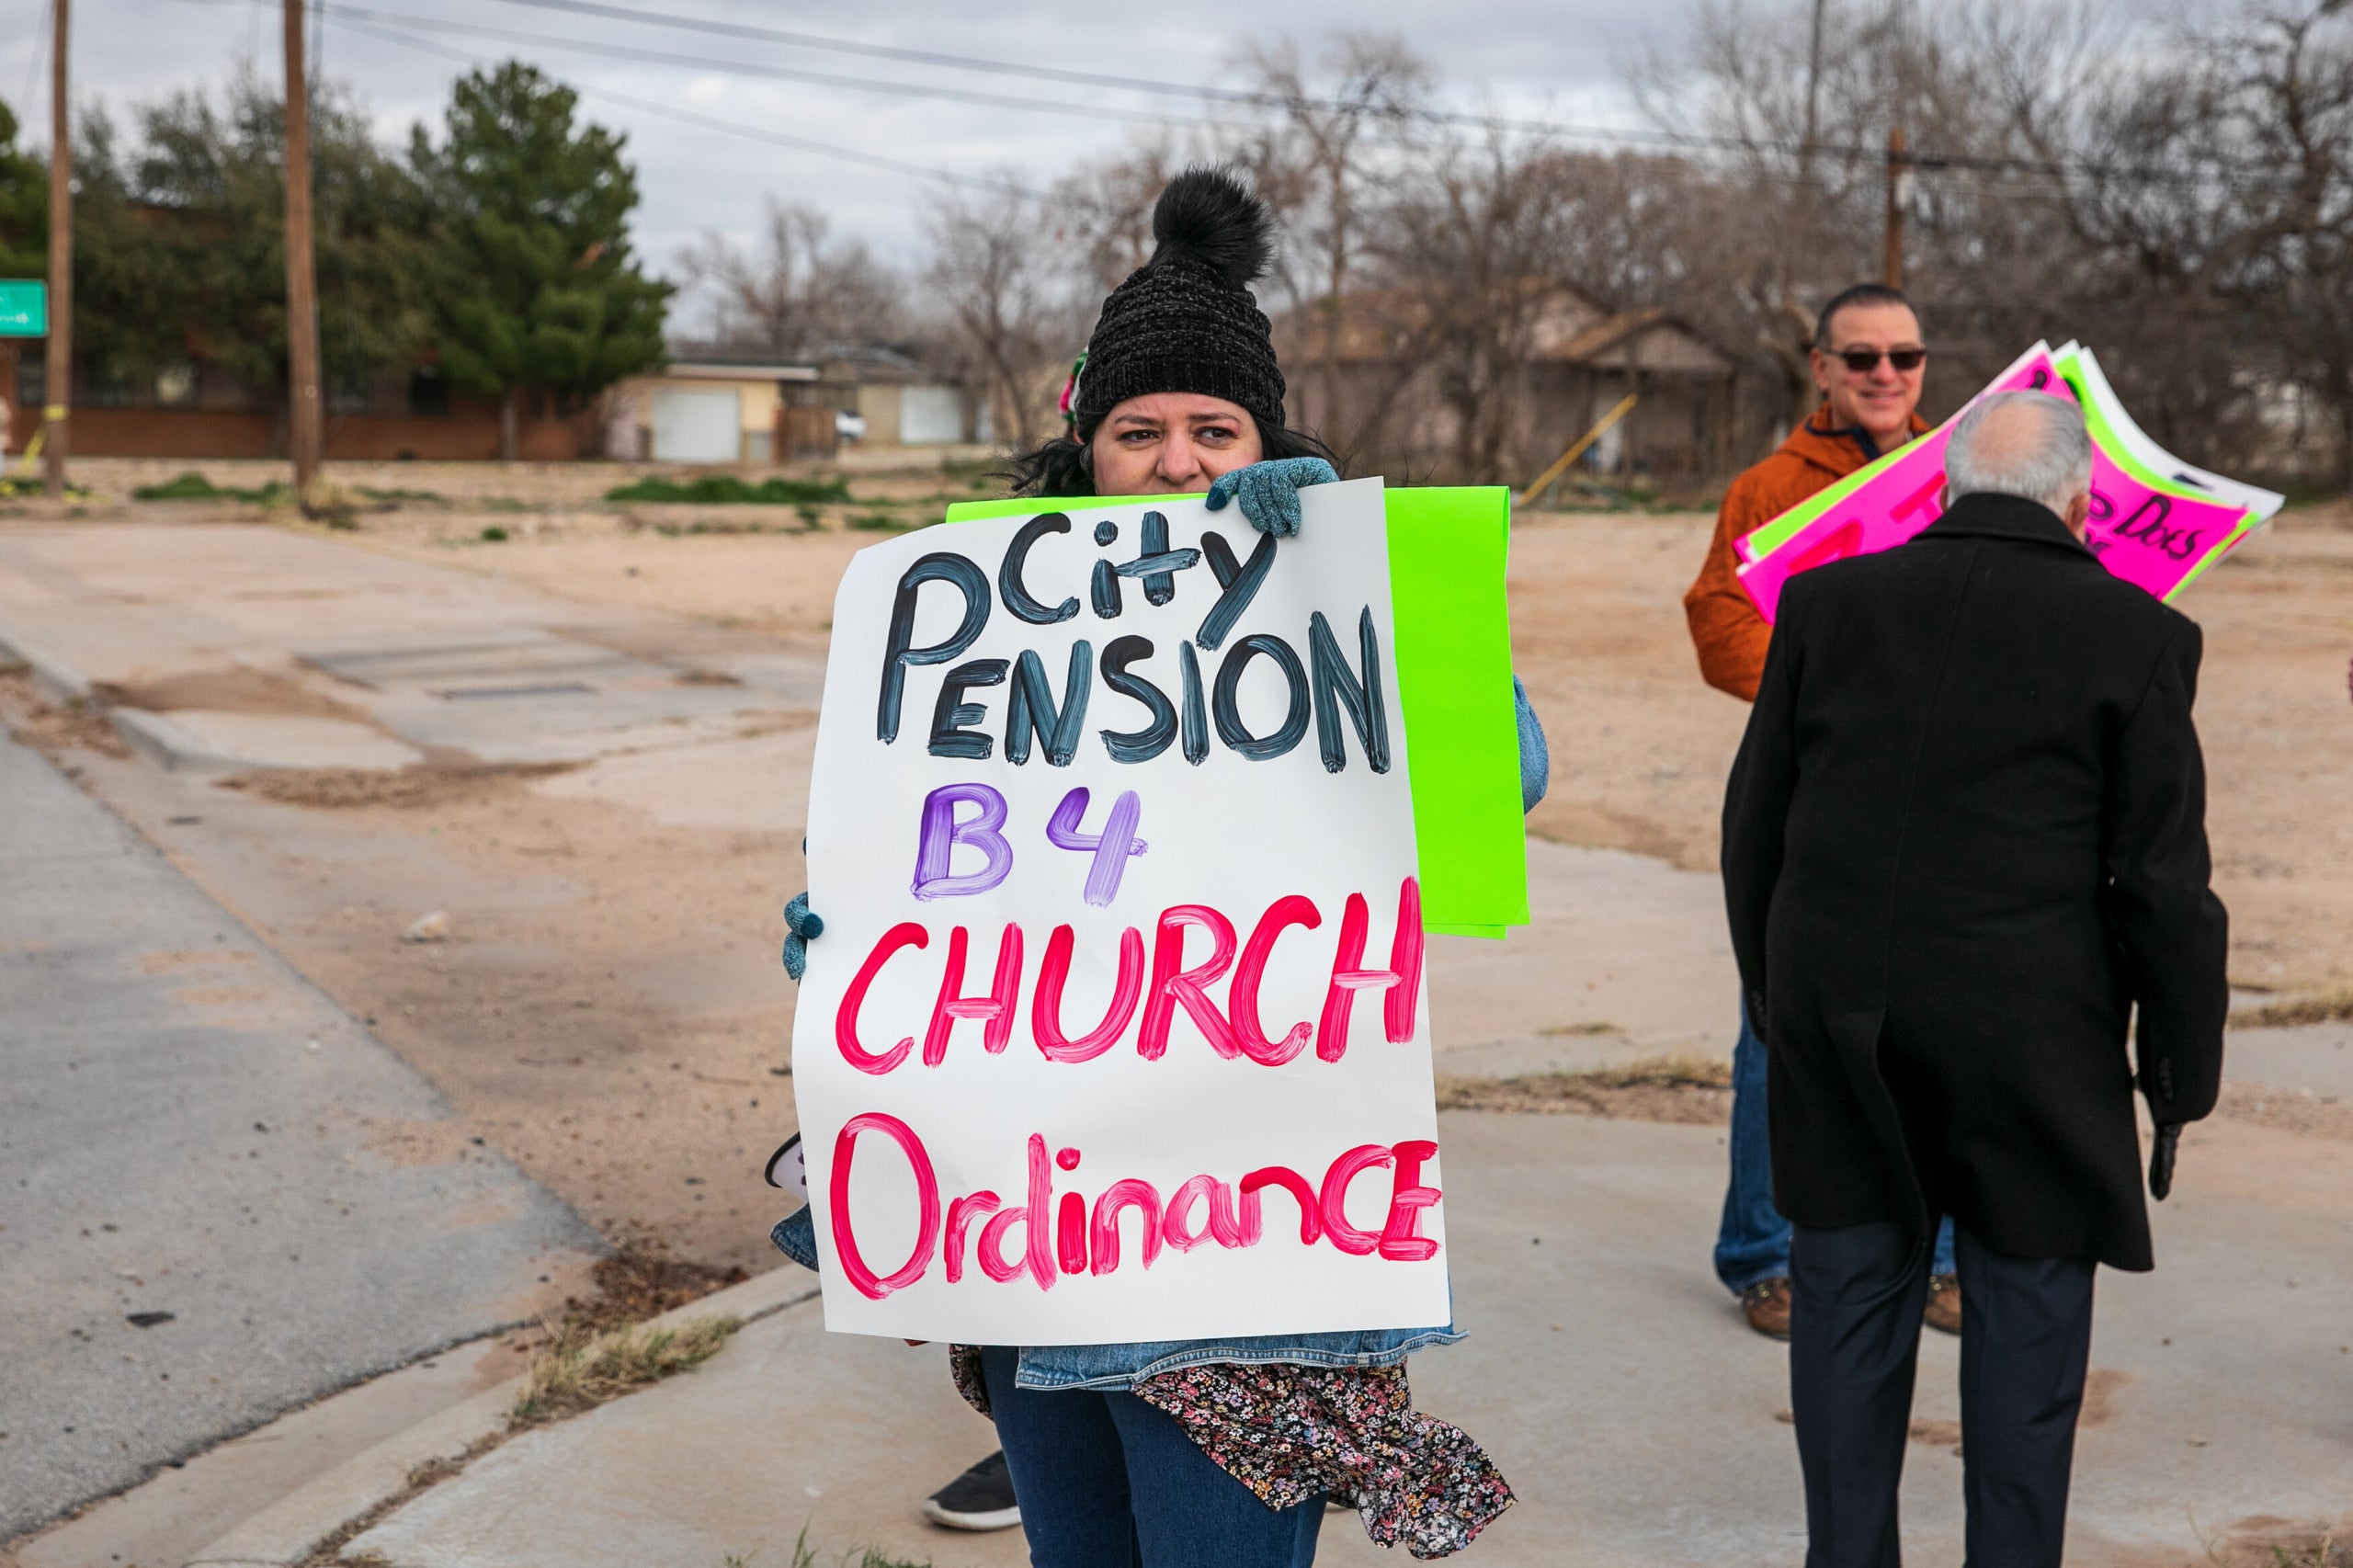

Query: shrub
[605,474,850,506]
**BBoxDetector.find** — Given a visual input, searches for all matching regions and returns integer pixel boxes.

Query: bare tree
[677,199,903,357]
[2188,2,2353,485]
[1367,131,1586,483]
[919,184,1086,451]
[1229,34,1434,451]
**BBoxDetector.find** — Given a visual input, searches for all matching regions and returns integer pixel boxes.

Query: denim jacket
[768,678,1547,1392]
[769,1207,1461,1390]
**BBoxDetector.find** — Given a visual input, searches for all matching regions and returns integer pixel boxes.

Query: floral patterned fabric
[948,1346,1512,1560]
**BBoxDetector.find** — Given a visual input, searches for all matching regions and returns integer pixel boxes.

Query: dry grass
[509,1313,742,1429]
[1438,1054,1733,1124]
[0,673,134,760]
[293,1436,501,1567]
[558,1241,750,1337]
[88,665,364,722]
[2192,1514,2352,1568]
[2232,990,2353,1029]
[220,759,576,810]
[724,1528,934,1568]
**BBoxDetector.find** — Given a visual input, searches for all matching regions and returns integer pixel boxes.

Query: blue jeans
[981,1346,1324,1568]
[1715,1005,1954,1293]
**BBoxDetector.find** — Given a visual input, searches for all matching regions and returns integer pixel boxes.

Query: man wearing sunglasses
[1683,282,1959,1342]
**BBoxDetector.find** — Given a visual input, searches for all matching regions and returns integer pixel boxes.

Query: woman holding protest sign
[775,167,1541,1566]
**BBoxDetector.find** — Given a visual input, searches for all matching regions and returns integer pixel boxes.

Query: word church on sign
[834,877,1426,1074]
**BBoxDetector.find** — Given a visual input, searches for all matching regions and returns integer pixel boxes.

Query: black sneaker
[922,1449,1020,1532]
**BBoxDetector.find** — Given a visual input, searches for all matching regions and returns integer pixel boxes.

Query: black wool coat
[1722,493,2228,1271]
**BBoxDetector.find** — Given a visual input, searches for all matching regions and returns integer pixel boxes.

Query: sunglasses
[1830,347,1927,373]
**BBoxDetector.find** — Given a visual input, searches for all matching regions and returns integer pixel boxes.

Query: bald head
[1943,392,2094,536]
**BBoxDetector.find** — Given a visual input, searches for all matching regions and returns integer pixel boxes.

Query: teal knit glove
[781,892,824,982]
[1204,458,1340,538]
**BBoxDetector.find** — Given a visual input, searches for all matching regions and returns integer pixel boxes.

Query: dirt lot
[6,459,2348,1282]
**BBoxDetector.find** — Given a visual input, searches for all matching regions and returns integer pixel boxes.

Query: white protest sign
[792,478,1449,1345]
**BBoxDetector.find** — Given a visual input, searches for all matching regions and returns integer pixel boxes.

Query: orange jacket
[1683,406,1929,702]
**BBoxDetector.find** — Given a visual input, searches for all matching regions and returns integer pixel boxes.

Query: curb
[0,623,275,772]
[0,626,92,704]
[182,1266,823,1568]
[108,706,253,774]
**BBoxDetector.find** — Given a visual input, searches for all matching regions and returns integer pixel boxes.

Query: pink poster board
[1734,350,2256,622]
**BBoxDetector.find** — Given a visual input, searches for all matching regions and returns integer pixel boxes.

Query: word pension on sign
[793,479,1455,1345]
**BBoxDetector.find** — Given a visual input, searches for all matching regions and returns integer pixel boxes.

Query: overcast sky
[0,0,1709,313]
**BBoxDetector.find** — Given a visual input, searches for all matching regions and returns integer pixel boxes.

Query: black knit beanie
[1071,166,1285,439]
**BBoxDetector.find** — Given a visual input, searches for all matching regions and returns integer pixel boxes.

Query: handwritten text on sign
[792,479,1449,1344]
[1735,345,2258,620]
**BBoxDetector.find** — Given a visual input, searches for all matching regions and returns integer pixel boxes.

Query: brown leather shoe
[1740,1278,1792,1340]
[1924,1272,1962,1335]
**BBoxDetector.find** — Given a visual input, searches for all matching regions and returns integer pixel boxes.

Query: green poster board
[941,486,1530,937]
[0,280,47,337]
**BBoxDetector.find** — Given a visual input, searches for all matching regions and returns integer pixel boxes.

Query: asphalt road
[0,731,600,1540]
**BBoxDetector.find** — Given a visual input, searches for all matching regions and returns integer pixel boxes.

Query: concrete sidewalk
[0,729,599,1541]
[245,1108,2352,1568]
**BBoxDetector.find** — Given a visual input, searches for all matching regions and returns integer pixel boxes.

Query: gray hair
[1943,392,2092,516]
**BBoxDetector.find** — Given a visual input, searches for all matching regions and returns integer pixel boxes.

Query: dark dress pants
[1790,1219,2096,1568]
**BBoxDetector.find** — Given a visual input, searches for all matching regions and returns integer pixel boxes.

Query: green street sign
[0,280,48,337]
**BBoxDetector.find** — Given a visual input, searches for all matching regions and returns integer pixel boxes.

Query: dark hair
[1813,283,1914,348]
[1001,418,1339,499]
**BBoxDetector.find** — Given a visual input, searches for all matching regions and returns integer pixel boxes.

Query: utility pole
[41,0,70,498]
[1881,124,1908,290]
[282,0,323,492]
[1801,0,1826,179]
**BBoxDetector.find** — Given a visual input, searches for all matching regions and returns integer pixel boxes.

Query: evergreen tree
[0,100,40,278]
[123,69,429,416]
[413,62,668,458]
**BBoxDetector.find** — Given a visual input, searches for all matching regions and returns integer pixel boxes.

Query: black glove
[2148,1122,2181,1201]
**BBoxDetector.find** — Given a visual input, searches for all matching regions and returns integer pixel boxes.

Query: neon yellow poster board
[942,485,1529,937]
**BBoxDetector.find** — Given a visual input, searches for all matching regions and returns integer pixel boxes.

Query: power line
[272,13,2188,213]
[472,0,1887,159]
[330,14,1078,207]
[465,0,2287,189]
[323,4,1225,131]
[183,0,2304,199]
[478,0,1283,108]
[324,6,1848,203]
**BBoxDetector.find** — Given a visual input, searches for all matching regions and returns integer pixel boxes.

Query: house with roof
[1275,282,1744,492]
[605,342,986,464]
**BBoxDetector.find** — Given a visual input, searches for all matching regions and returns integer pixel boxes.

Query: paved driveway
[0,732,599,1540]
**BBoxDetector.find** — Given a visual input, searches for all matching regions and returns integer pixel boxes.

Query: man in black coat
[1721,392,2228,1568]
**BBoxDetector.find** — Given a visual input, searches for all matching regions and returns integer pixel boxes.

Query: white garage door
[650,386,741,463]
[899,385,966,446]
